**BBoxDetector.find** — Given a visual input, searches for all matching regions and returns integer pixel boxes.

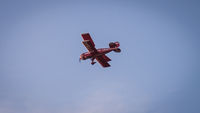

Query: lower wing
[96,55,111,67]
[102,55,111,62]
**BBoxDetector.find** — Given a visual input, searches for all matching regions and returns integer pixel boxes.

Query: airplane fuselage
[80,48,117,60]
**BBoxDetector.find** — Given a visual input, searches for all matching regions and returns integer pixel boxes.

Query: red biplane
[79,33,121,67]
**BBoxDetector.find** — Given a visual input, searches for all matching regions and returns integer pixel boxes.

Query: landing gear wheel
[91,62,96,65]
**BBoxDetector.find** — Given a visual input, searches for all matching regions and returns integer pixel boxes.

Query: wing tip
[81,33,90,36]
[103,65,111,68]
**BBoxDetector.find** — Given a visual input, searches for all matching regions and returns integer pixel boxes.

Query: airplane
[79,33,121,67]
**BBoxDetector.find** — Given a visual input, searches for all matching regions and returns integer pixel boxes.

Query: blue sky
[0,0,200,113]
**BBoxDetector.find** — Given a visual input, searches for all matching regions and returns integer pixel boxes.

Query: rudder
[109,42,120,48]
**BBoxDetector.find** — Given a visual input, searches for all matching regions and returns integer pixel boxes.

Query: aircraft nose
[80,55,83,60]
[79,55,83,62]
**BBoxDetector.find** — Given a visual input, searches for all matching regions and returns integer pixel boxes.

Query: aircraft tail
[109,42,120,48]
[109,42,121,53]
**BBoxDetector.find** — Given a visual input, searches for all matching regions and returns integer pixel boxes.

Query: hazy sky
[0,0,200,113]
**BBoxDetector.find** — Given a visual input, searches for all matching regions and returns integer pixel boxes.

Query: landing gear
[91,58,96,65]
[91,62,96,65]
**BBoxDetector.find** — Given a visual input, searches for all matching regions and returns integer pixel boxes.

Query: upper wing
[82,40,97,52]
[96,55,111,67]
[81,33,95,47]
[81,33,97,52]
